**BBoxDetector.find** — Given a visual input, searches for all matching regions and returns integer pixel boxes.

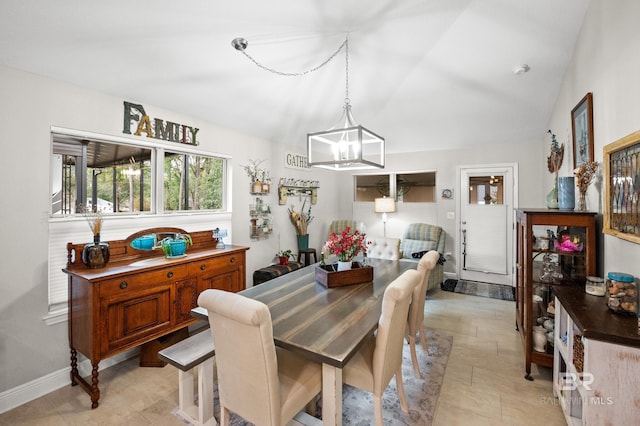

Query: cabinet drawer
[188,253,242,276]
[99,265,188,297]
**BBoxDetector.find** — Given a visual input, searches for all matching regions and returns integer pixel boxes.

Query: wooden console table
[63,227,248,408]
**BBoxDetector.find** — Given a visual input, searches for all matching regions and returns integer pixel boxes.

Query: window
[51,134,227,214]
[163,152,225,211]
[468,175,504,205]
[355,171,436,202]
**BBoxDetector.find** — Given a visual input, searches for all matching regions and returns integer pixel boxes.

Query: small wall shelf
[278,179,319,205]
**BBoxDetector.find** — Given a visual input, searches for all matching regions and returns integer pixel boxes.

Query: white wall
[3,0,639,410]
[546,0,640,279]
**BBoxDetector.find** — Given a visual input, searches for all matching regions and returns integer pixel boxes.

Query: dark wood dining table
[191,257,416,426]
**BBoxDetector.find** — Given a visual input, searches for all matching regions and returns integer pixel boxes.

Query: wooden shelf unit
[553,286,640,425]
[514,209,597,380]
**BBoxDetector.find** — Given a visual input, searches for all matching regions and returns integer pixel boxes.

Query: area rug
[173,329,453,426]
[441,279,515,301]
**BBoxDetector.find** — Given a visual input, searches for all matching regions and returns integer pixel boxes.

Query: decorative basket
[315,262,373,288]
[573,335,584,373]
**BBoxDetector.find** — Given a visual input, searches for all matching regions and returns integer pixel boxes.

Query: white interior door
[458,164,516,286]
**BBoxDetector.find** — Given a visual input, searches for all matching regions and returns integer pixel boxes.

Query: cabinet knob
[167,271,174,278]
[200,264,206,270]
[230,257,235,263]
[119,281,128,289]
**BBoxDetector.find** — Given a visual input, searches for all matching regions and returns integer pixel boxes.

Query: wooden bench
[252,261,304,285]
[158,329,216,426]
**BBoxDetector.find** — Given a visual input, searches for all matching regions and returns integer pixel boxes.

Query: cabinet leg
[90,363,100,409]
[70,348,78,386]
[524,373,534,381]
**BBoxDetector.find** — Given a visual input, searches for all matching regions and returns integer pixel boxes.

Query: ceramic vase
[558,176,575,210]
[337,260,352,271]
[82,234,110,269]
[297,234,309,250]
[533,326,547,352]
[546,181,559,209]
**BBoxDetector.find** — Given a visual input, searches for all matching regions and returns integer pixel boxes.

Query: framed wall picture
[603,129,640,244]
[571,92,594,169]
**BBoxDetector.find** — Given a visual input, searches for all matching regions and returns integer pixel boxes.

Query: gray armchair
[399,223,445,292]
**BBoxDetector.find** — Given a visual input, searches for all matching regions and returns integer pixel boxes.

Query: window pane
[354,174,389,201]
[164,152,224,211]
[468,175,504,205]
[396,172,435,202]
[51,137,152,214]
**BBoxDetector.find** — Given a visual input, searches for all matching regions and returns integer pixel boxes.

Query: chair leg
[395,368,409,414]
[220,406,230,426]
[373,395,384,426]
[409,335,422,378]
[419,327,429,353]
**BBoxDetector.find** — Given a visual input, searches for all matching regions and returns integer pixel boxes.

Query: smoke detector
[512,64,530,75]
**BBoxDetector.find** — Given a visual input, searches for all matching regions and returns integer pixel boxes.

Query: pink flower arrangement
[324,227,368,262]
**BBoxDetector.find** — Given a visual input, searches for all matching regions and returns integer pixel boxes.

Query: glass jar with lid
[586,276,606,296]
[606,272,636,314]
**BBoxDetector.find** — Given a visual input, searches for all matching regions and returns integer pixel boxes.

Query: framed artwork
[571,92,594,169]
[603,129,640,244]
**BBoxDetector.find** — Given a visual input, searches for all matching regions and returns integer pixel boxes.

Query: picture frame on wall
[571,92,594,169]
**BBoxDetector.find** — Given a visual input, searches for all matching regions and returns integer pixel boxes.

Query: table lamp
[374,197,396,237]
[212,228,228,249]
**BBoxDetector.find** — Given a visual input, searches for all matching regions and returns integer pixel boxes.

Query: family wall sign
[123,101,199,146]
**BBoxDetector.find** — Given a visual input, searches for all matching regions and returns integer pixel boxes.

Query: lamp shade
[374,197,396,213]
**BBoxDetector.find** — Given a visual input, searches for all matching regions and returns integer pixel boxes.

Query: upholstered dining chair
[342,269,421,426]
[197,289,322,426]
[366,237,401,260]
[327,219,365,238]
[407,250,440,378]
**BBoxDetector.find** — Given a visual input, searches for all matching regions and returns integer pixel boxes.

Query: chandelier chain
[239,37,348,77]
[345,34,350,104]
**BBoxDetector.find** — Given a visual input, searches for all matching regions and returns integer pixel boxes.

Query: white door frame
[456,163,519,286]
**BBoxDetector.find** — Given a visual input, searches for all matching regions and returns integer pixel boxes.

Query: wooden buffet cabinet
[63,227,248,408]
[514,209,597,380]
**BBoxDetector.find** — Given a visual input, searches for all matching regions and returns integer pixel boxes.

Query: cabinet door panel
[102,286,172,355]
[199,270,238,293]
[175,278,199,323]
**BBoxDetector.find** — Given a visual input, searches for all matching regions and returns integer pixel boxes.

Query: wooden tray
[315,262,374,288]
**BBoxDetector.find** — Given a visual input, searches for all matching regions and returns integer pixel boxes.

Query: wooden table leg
[322,364,342,426]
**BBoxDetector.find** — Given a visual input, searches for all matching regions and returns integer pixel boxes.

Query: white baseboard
[444,271,458,280]
[0,348,139,414]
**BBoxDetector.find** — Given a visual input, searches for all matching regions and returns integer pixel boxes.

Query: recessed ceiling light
[512,64,530,75]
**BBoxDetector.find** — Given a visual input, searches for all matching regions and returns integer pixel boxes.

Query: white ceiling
[0,0,589,154]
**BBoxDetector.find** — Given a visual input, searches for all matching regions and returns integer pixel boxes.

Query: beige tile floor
[0,289,566,425]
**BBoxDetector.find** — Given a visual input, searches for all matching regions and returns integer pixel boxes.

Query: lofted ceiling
[0,0,590,154]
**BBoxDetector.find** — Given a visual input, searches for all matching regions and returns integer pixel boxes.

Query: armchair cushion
[401,239,437,259]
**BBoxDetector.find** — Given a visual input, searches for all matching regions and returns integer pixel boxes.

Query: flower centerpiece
[574,161,599,211]
[324,226,368,271]
[546,129,565,208]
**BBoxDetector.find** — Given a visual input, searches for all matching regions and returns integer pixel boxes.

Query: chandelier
[231,35,385,170]
[307,36,385,170]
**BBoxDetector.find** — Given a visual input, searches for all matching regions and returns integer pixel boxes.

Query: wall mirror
[603,129,640,244]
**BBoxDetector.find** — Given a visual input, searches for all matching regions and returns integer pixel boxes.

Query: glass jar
[585,276,606,296]
[606,272,636,315]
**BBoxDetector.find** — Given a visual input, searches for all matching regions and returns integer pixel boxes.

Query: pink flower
[324,227,368,262]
